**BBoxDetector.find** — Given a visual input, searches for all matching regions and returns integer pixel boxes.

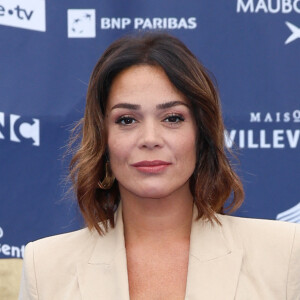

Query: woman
[19,33,300,300]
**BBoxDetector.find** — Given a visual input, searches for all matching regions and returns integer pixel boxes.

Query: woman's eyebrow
[110,103,141,111]
[110,100,188,111]
[156,101,189,110]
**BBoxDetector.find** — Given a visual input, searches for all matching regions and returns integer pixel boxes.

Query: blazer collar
[88,204,125,265]
[77,204,130,300]
[77,204,243,300]
[185,210,243,299]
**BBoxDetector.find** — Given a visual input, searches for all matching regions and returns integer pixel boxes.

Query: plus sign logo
[0,0,46,32]
[67,9,96,38]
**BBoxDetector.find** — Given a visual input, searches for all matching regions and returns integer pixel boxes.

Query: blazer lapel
[76,204,242,300]
[77,205,130,300]
[185,212,243,300]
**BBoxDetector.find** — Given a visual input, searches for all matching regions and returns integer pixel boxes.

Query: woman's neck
[120,184,194,247]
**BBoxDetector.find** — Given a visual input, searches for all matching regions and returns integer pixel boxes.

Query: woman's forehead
[106,65,188,109]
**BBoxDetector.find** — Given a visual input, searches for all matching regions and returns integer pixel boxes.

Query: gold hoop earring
[98,162,115,190]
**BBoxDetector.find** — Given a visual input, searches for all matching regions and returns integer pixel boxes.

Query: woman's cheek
[109,136,131,163]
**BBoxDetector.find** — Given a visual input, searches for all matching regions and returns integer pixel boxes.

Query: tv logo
[0,112,40,146]
[67,9,96,38]
[0,0,46,32]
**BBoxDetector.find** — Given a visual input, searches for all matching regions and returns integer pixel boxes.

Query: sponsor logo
[285,21,300,44]
[236,0,300,44]
[237,0,300,13]
[0,226,25,258]
[225,110,300,149]
[67,9,96,38]
[0,0,46,32]
[276,202,300,223]
[100,17,197,30]
[249,110,300,123]
[67,10,197,38]
[0,112,40,146]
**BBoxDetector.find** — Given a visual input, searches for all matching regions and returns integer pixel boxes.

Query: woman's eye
[164,114,185,123]
[116,116,136,125]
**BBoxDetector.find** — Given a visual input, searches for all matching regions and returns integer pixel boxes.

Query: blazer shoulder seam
[285,223,297,300]
[30,241,40,300]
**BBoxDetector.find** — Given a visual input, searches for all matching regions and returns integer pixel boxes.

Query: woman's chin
[132,184,178,200]
[119,183,171,200]
[119,178,191,200]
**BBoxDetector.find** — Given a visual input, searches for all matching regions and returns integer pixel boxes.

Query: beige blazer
[19,205,300,300]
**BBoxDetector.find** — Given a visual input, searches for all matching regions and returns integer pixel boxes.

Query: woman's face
[105,65,197,199]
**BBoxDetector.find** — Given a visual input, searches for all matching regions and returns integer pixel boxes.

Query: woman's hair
[70,32,244,235]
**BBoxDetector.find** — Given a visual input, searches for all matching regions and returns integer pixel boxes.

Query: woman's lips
[131,160,172,173]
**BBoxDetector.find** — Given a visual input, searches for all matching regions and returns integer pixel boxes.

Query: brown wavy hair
[70,32,244,235]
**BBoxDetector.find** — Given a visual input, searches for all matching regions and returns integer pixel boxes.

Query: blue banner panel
[0,0,299,258]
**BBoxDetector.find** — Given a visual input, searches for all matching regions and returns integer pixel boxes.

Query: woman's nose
[138,120,163,150]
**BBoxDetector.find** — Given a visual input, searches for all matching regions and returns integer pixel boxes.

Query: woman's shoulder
[215,214,300,298]
[218,213,299,234]
[31,226,94,246]
[21,226,113,298]
[216,214,300,262]
[33,226,94,243]
[217,214,300,240]
[25,226,99,266]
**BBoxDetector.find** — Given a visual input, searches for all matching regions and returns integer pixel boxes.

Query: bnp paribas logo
[0,0,46,32]
[67,9,96,38]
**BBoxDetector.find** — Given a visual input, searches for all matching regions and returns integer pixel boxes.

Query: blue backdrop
[0,0,299,259]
